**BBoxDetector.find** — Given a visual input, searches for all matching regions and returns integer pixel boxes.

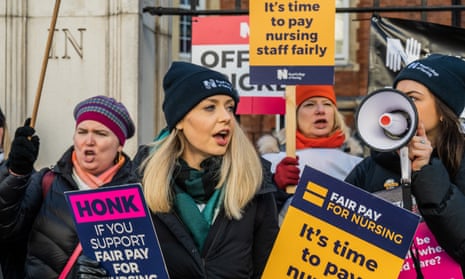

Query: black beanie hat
[393,54,465,116]
[162,61,239,130]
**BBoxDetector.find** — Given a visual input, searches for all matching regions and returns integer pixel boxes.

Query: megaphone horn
[379,111,412,139]
[355,88,418,152]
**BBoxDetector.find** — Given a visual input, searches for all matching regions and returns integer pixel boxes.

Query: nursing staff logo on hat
[394,54,465,117]
[405,62,439,77]
[202,79,234,91]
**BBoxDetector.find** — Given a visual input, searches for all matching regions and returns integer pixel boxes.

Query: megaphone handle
[400,146,411,183]
[400,146,413,210]
[402,182,413,211]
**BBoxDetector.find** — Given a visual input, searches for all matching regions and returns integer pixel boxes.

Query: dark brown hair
[435,100,465,177]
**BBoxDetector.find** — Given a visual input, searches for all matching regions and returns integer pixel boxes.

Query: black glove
[8,118,40,175]
[75,255,107,279]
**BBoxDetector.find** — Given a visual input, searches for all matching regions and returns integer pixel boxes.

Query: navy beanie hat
[162,61,239,131]
[74,95,135,145]
[393,54,465,116]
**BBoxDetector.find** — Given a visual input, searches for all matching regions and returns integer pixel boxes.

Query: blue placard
[249,65,334,85]
[292,166,421,257]
[65,183,170,279]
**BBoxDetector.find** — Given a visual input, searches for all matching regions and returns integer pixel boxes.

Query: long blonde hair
[141,119,263,220]
[1,121,11,160]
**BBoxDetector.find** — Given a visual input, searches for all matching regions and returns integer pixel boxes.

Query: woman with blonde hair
[135,61,278,279]
[0,108,11,161]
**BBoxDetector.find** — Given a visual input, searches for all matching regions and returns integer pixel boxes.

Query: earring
[114,151,122,164]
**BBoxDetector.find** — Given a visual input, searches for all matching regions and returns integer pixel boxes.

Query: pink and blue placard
[65,184,169,279]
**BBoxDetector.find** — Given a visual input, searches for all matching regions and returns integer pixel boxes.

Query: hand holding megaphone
[407,122,433,172]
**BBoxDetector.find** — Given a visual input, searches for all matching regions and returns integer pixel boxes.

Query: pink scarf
[71,151,124,188]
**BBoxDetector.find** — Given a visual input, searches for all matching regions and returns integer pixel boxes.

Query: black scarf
[174,157,222,202]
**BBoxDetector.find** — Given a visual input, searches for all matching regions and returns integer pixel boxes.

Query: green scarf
[173,158,223,251]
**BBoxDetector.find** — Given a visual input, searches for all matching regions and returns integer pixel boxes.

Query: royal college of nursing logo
[276,68,305,81]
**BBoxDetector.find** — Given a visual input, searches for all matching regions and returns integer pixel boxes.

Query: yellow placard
[262,166,421,279]
[249,0,335,66]
[263,207,404,279]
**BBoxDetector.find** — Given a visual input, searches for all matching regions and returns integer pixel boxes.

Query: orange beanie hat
[296,85,337,107]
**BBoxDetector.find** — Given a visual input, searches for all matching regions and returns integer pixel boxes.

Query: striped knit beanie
[73,95,135,145]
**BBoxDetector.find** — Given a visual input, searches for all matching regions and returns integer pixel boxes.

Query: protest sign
[65,184,169,279]
[262,166,421,279]
[249,0,335,85]
[191,15,285,114]
[374,186,464,277]
[399,222,463,279]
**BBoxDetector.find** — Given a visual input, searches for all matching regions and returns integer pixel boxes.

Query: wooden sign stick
[30,0,62,128]
[285,85,297,194]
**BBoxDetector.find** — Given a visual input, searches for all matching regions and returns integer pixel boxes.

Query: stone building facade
[1,0,464,167]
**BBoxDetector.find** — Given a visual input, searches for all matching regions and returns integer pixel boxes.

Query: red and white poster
[191,15,285,114]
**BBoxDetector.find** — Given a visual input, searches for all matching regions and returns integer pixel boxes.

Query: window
[179,0,205,60]
[335,0,349,65]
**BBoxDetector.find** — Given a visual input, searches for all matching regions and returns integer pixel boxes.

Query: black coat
[345,150,465,272]
[134,145,279,279]
[0,147,139,278]
[345,151,401,193]
[0,164,29,279]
